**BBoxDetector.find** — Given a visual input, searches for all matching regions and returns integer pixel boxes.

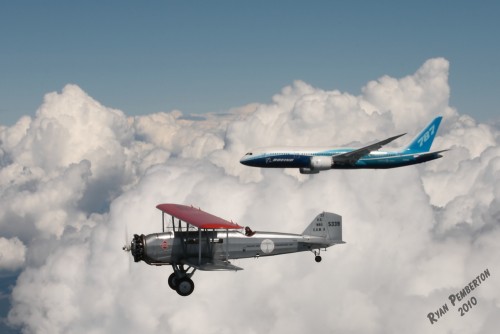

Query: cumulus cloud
[0,237,26,271]
[0,58,499,333]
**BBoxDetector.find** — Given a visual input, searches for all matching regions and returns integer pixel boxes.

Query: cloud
[1,58,499,333]
[0,237,26,271]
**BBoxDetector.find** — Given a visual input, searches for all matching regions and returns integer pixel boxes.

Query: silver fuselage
[136,230,335,266]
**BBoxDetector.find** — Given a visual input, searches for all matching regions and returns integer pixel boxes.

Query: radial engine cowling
[300,156,332,174]
[131,234,145,262]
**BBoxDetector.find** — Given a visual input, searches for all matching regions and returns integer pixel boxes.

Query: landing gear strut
[169,264,196,296]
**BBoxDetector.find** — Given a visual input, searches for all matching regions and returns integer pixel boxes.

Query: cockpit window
[245,152,253,156]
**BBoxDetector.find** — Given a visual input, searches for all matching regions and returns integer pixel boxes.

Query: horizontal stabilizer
[421,149,448,154]
[413,149,449,159]
[182,258,243,271]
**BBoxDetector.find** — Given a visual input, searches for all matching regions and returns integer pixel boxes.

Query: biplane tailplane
[302,212,343,243]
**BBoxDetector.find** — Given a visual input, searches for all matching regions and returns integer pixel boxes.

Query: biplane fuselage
[125,204,345,296]
[134,230,337,267]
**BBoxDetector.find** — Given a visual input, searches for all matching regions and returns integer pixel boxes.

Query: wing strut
[162,212,165,232]
[225,229,230,261]
[198,228,202,265]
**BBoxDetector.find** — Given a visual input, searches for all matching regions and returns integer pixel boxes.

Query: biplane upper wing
[156,203,243,230]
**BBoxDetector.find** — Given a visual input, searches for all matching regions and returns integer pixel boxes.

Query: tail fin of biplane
[302,212,343,243]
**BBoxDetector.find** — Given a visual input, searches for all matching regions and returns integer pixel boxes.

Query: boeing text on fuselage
[240,116,447,174]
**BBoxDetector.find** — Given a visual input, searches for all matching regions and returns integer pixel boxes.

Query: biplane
[123,204,345,296]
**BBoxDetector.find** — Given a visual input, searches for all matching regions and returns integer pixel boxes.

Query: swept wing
[331,133,406,165]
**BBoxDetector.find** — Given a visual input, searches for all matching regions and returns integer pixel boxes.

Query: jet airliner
[240,116,447,174]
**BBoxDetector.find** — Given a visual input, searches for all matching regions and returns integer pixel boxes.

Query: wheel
[315,255,322,263]
[168,273,178,290]
[176,277,195,296]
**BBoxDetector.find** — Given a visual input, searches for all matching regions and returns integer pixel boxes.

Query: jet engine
[300,156,332,174]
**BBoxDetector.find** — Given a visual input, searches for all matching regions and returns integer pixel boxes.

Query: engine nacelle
[300,156,332,174]
[310,156,332,170]
[299,168,319,174]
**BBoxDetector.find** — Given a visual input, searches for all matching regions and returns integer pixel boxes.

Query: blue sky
[1,1,499,126]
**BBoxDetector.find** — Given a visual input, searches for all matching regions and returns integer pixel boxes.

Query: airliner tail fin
[404,116,442,153]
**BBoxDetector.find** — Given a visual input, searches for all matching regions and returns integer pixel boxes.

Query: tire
[168,273,178,290]
[315,255,322,263]
[176,277,195,296]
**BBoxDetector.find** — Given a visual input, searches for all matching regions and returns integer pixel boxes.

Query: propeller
[123,225,132,273]
[122,227,145,264]
[123,225,131,252]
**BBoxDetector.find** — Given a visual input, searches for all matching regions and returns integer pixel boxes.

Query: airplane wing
[332,133,406,165]
[156,204,243,229]
[182,258,243,271]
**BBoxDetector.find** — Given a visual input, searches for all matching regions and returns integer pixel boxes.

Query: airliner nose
[240,156,249,166]
[240,152,253,166]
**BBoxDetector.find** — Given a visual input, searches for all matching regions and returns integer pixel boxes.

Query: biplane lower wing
[182,258,243,271]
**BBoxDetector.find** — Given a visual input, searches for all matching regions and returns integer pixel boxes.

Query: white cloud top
[0,237,26,271]
[1,58,499,333]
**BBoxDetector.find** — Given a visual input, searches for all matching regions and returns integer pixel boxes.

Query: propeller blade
[123,225,131,252]
[123,225,132,273]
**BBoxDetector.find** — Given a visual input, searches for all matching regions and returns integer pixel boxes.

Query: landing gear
[313,250,323,263]
[170,264,197,296]
[168,273,177,290]
[176,277,195,296]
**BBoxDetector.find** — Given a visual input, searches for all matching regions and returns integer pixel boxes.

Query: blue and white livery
[240,116,447,174]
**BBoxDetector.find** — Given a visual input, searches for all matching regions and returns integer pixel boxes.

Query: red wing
[156,204,242,230]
